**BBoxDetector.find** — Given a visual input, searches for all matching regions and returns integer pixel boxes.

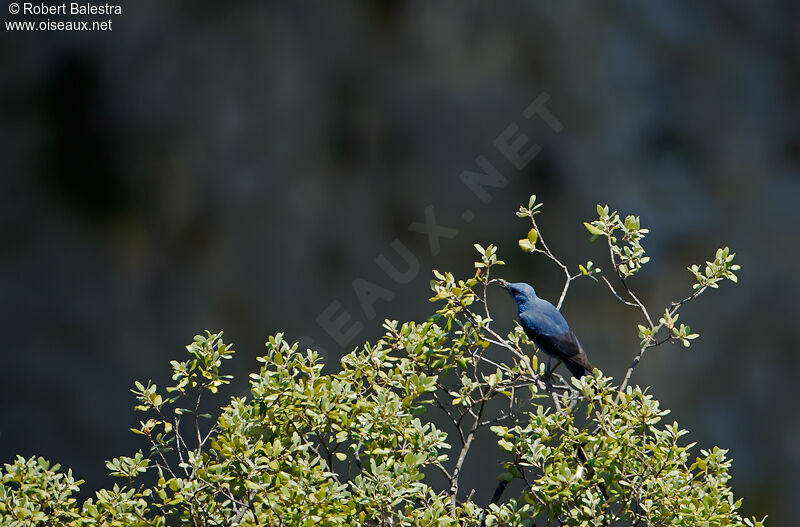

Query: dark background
[2,2,798,524]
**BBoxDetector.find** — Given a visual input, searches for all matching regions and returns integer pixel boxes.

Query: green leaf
[497,439,514,452]
[584,222,604,236]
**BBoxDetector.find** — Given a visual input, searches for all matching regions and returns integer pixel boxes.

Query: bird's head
[495,280,538,305]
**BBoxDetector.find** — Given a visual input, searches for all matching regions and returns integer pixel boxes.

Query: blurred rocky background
[1,1,798,524]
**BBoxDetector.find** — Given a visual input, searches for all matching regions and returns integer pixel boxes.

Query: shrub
[0,197,764,526]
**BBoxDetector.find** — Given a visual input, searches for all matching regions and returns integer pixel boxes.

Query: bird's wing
[531,329,583,361]
[518,300,594,376]
[519,303,568,334]
[534,330,594,374]
[538,299,571,329]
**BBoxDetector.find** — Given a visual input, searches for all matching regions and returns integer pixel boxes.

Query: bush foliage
[1,198,764,526]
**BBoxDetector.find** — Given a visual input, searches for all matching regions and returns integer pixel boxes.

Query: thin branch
[449,397,488,514]
[480,328,563,411]
[601,275,638,307]
[479,412,516,427]
[606,238,654,327]
[530,216,572,310]
[576,444,610,527]
[173,416,191,477]
[545,375,563,413]
[232,491,257,525]
[618,336,671,394]
[478,478,510,527]
[482,267,492,322]
[458,299,543,391]
[436,462,453,481]
[667,285,708,316]
[432,388,465,444]
[353,441,364,471]
[617,284,710,392]
[151,408,179,480]
[619,283,709,393]
[194,388,203,449]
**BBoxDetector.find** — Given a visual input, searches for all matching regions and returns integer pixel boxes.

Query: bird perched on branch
[496,280,593,378]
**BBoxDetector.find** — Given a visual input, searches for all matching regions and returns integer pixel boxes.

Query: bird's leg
[544,358,563,381]
[542,358,563,414]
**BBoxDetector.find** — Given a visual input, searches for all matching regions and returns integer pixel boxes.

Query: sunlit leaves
[473,243,505,269]
[484,374,758,526]
[585,205,650,277]
[578,260,601,281]
[516,194,543,219]
[0,199,759,527]
[673,323,700,347]
[638,324,655,347]
[131,380,164,412]
[106,452,149,479]
[583,221,604,237]
[518,228,538,252]
[430,269,479,320]
[0,329,761,527]
[689,247,741,290]
[167,331,234,397]
[0,456,84,525]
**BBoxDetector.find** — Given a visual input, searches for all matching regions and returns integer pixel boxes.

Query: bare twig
[232,491,257,525]
[618,284,709,394]
[432,388,465,444]
[353,441,364,471]
[530,216,573,310]
[601,275,638,307]
[173,416,191,477]
[606,238,654,327]
[449,397,488,514]
[194,389,203,450]
[436,462,453,481]
[478,478,510,527]
[618,336,671,394]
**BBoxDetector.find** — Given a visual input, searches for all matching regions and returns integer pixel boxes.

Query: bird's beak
[494,280,508,289]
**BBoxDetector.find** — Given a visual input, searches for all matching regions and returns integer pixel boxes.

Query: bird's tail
[565,356,594,378]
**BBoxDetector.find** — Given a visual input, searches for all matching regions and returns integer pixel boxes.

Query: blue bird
[496,280,593,378]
